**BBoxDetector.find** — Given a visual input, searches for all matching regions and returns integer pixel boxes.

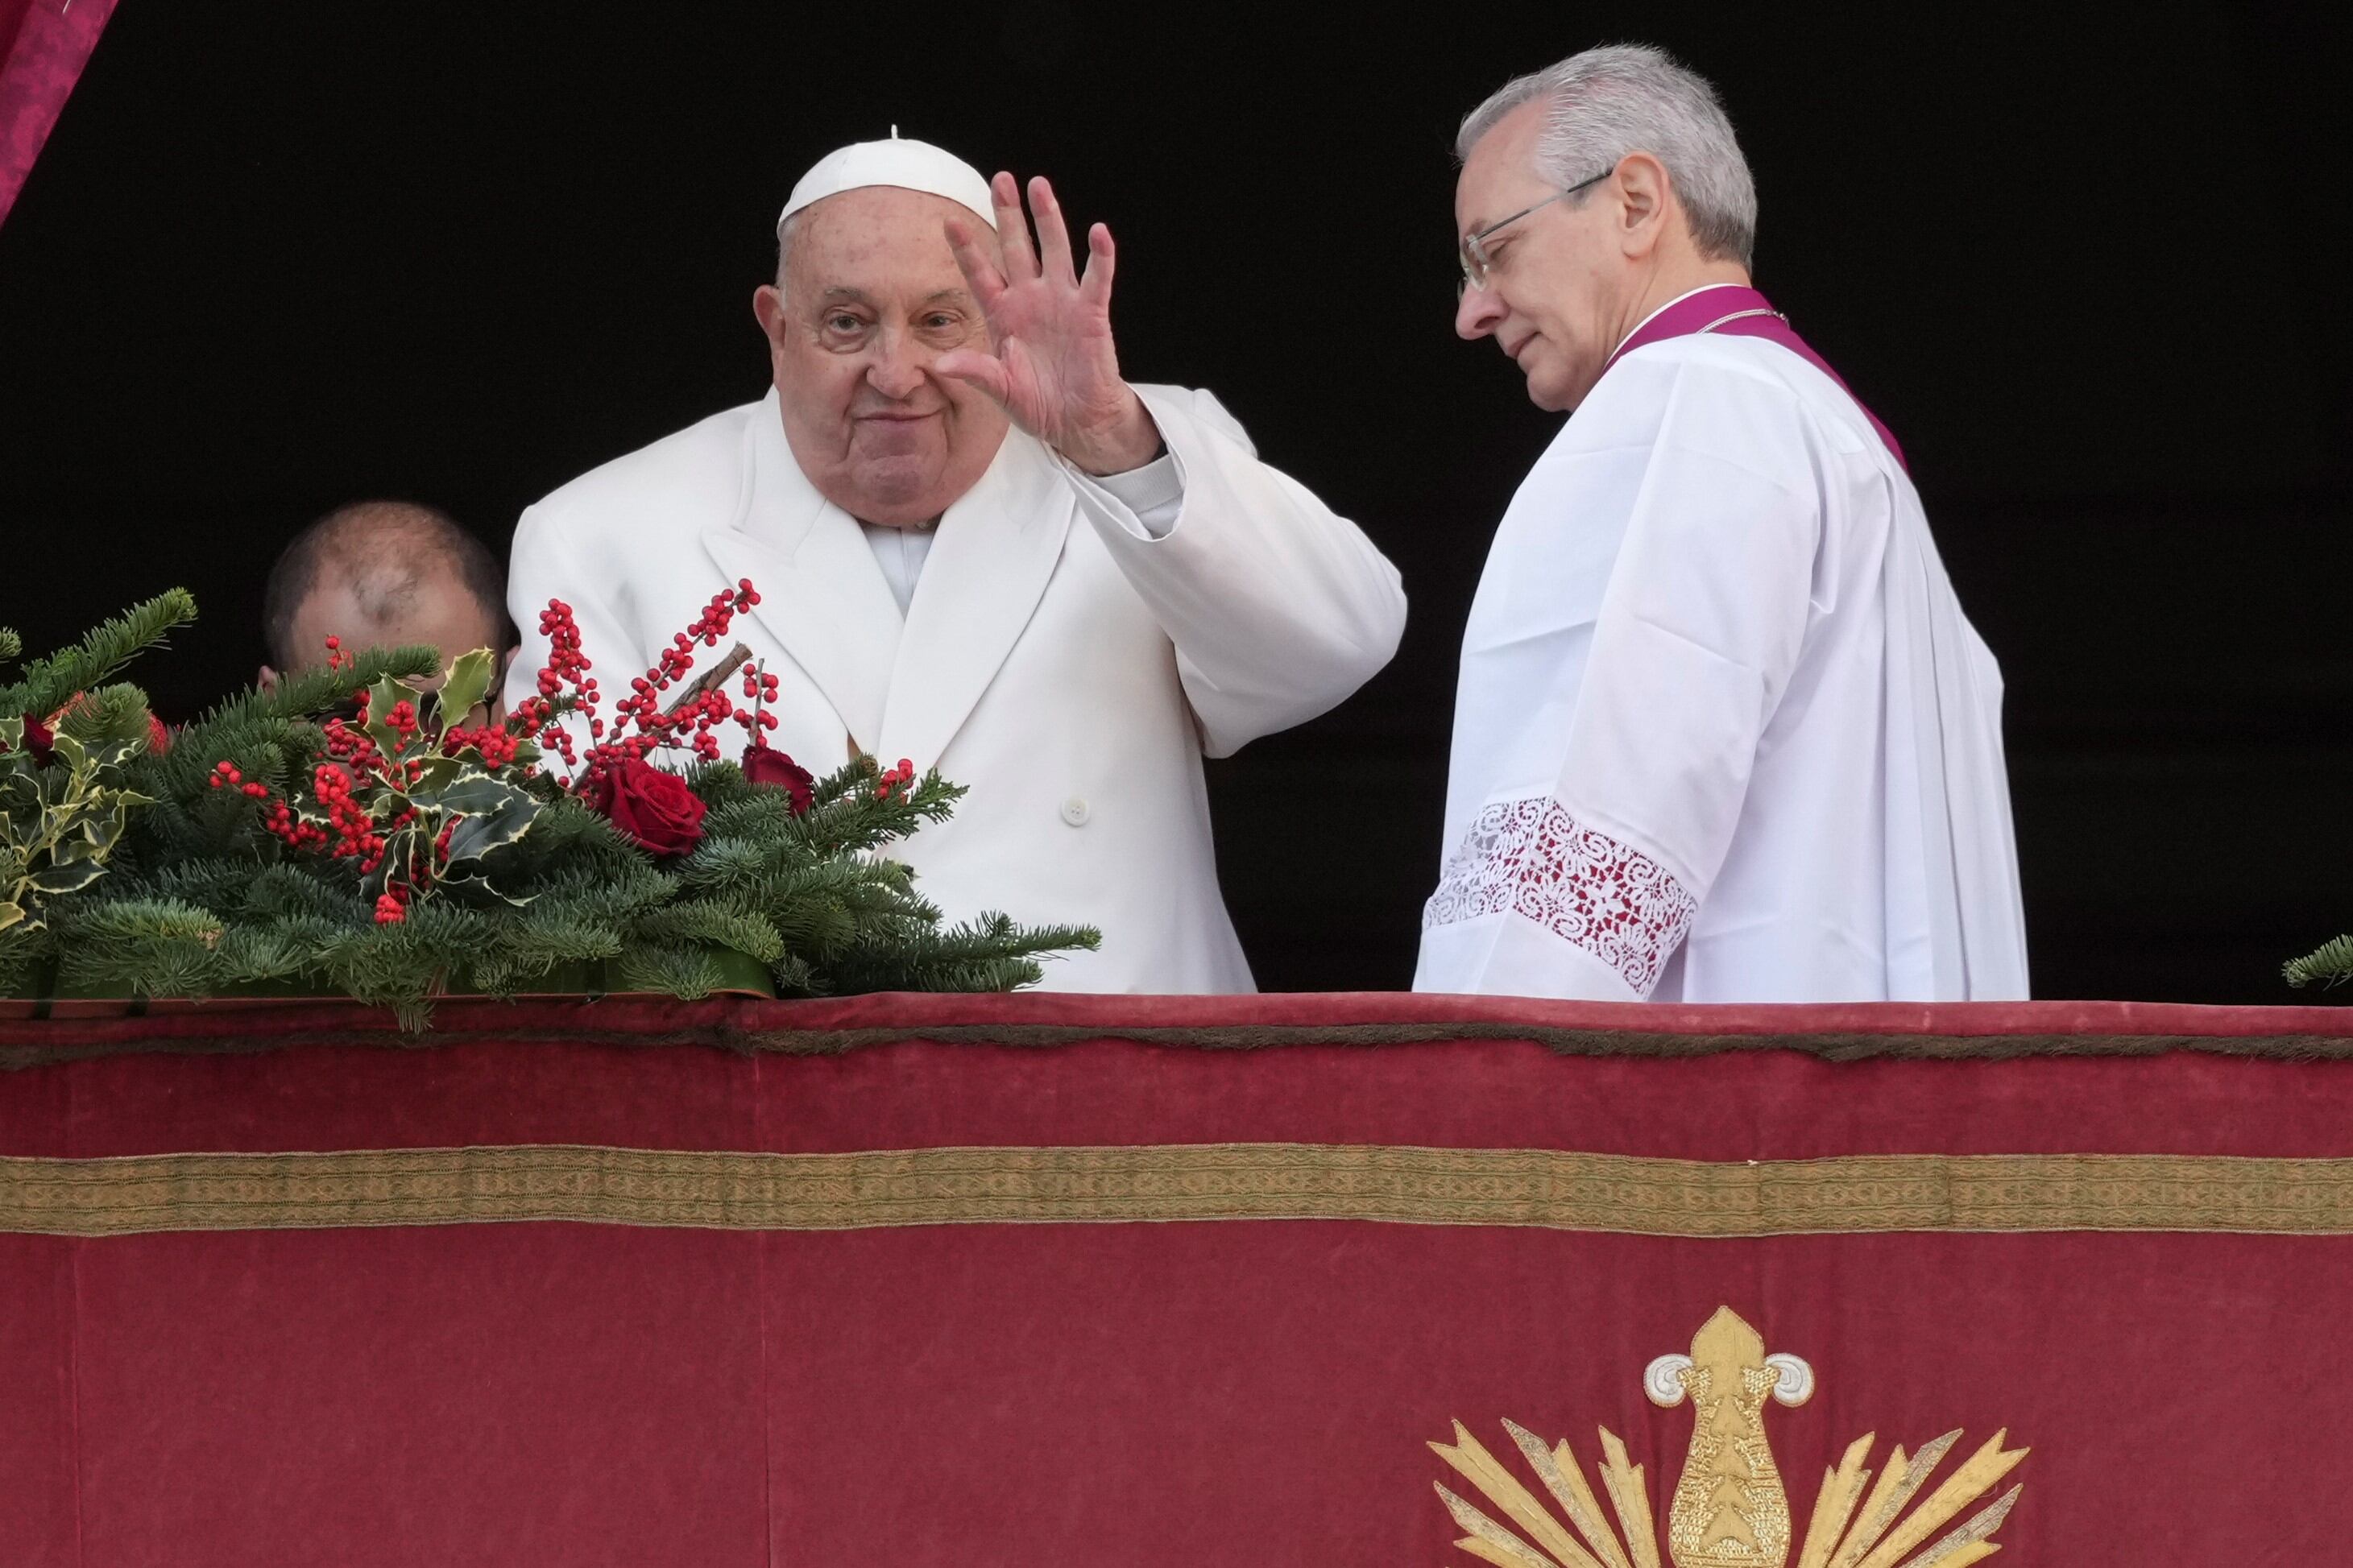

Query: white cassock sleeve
[503,503,641,750]
[1428,366,1821,1000]
[1057,385,1407,757]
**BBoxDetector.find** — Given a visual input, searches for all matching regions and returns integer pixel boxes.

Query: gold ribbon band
[5,1142,2351,1238]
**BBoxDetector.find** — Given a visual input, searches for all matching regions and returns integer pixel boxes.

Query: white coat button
[1059,796,1091,827]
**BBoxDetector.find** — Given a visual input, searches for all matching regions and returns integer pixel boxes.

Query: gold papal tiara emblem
[1430,1306,2027,1568]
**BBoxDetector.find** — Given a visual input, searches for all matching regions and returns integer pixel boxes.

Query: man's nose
[1456,283,1505,341]
[865,331,926,400]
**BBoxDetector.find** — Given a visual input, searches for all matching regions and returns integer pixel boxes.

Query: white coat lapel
[876,432,1073,772]
[701,391,901,753]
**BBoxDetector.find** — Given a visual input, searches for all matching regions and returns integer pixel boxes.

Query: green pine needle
[2285,933,2353,988]
[0,589,197,722]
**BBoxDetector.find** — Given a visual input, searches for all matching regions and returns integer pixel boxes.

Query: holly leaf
[399,756,466,799]
[433,648,496,735]
[435,867,536,908]
[414,774,529,819]
[444,795,538,863]
[29,862,106,896]
[0,900,25,933]
[364,674,425,756]
[362,821,428,900]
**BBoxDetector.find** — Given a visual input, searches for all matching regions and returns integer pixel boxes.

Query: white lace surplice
[1415,333,2028,1003]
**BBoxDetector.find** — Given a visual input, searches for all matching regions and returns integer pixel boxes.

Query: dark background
[2,2,2347,999]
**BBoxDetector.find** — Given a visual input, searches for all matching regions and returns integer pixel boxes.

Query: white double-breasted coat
[504,383,1406,992]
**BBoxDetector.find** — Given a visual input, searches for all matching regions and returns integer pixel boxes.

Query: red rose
[591,757,706,857]
[19,714,55,764]
[740,741,814,815]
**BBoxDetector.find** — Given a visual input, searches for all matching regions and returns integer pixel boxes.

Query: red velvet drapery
[0,0,115,229]
[4,992,2352,1564]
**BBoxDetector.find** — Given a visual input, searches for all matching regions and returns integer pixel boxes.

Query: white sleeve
[1057,385,1407,757]
[501,503,640,761]
[1427,366,1823,1000]
[1075,453,1183,539]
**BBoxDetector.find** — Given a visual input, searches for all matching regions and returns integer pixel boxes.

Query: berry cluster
[213,581,781,928]
[737,661,783,738]
[208,759,270,801]
[517,581,763,790]
[875,758,917,801]
[442,722,519,767]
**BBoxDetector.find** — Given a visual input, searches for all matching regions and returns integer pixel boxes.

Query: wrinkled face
[754,187,1011,527]
[1453,101,1626,412]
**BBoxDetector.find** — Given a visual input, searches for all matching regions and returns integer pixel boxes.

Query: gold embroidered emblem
[1431,1306,2026,1568]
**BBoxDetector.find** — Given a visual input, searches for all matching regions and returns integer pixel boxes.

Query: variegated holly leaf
[28,861,106,896]
[412,774,529,818]
[364,673,427,756]
[433,648,498,734]
[444,794,537,864]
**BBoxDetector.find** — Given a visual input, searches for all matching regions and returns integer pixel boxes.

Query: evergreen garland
[2285,933,2353,990]
[1,589,1097,1024]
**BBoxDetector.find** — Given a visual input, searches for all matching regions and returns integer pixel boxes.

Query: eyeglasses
[1457,168,1612,296]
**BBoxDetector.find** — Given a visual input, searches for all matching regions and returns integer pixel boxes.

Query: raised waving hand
[938,172,1163,476]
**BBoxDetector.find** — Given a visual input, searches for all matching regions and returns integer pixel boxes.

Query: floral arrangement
[0,585,1095,1025]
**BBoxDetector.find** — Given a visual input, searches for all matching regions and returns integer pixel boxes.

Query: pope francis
[503,136,1407,991]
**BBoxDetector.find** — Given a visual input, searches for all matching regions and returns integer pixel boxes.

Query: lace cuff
[1422,796,1697,998]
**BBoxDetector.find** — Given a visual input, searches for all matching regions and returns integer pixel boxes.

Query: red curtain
[0,0,115,229]
[5,994,2353,1564]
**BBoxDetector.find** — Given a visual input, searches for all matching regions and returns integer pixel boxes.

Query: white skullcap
[777,128,996,234]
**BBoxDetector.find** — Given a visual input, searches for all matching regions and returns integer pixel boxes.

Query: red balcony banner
[4,992,2351,1565]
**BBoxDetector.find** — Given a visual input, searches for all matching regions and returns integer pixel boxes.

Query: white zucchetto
[777,130,997,234]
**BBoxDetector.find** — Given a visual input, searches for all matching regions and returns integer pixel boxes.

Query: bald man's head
[262,500,515,695]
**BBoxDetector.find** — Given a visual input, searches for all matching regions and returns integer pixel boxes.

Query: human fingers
[989,172,1038,283]
[931,348,1012,406]
[1027,176,1079,287]
[1079,221,1116,308]
[942,215,1009,309]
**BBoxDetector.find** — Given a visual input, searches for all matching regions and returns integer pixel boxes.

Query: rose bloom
[740,741,814,816]
[592,757,707,857]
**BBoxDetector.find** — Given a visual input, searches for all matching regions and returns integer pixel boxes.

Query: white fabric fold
[1416,333,2027,1002]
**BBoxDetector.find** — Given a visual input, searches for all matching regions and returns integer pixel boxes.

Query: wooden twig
[661,642,756,718]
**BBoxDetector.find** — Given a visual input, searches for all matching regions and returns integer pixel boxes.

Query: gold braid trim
[5,1144,2352,1238]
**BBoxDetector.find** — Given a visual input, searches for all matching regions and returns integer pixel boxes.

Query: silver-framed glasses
[1457,168,1611,295]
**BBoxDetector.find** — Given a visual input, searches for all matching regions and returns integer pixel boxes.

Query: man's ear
[753,283,788,345]
[484,643,523,725]
[257,664,279,693]
[1614,151,1672,259]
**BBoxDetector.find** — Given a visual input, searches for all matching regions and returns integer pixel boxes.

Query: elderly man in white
[505,135,1406,992]
[1415,47,2028,1003]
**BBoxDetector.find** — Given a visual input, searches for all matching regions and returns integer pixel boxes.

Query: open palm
[938,173,1159,476]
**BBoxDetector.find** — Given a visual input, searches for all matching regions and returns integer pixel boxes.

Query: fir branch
[215,916,348,985]
[55,683,155,753]
[0,627,20,667]
[0,589,197,722]
[631,900,785,965]
[614,941,727,999]
[144,645,438,804]
[0,924,45,997]
[49,897,226,997]
[2285,933,2353,988]
[824,912,1100,995]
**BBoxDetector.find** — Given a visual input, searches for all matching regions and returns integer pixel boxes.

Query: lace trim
[1423,796,1697,997]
